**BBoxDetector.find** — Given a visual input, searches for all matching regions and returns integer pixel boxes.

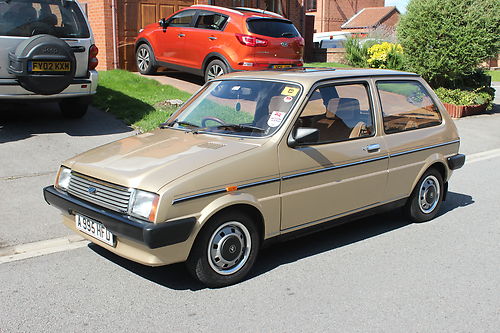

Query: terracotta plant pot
[442,102,488,118]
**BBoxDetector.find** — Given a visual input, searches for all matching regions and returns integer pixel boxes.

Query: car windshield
[166,80,301,138]
[0,0,90,38]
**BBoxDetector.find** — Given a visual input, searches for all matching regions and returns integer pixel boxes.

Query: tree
[397,0,500,88]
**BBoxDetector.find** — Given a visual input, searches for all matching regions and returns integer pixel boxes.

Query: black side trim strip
[44,186,195,249]
[389,139,460,158]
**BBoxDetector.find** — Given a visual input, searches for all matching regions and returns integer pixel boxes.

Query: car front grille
[68,172,131,213]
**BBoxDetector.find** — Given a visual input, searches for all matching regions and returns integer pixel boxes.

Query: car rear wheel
[186,211,260,288]
[59,97,90,118]
[405,168,444,222]
[204,59,228,82]
[136,44,157,75]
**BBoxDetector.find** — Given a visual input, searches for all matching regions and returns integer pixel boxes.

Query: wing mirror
[288,127,319,148]
[159,18,168,29]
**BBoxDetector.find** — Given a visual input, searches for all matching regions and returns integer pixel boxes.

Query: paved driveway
[0,102,136,247]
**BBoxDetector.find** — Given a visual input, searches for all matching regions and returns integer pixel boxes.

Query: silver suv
[0,0,98,118]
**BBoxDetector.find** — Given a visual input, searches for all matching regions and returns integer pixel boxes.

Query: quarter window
[377,81,442,134]
[195,11,228,30]
[294,83,374,144]
[168,10,195,27]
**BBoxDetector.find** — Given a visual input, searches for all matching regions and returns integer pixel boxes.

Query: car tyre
[405,168,444,223]
[59,97,89,118]
[186,211,260,288]
[136,44,157,75]
[204,59,228,82]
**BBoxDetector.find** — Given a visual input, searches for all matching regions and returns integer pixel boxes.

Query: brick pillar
[81,0,116,70]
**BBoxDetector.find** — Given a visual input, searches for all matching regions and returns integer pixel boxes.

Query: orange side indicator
[226,186,238,192]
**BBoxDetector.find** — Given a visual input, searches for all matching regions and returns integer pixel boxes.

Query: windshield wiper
[161,119,199,129]
[215,124,266,133]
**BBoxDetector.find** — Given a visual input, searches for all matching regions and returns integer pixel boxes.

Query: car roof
[190,5,285,19]
[221,67,420,87]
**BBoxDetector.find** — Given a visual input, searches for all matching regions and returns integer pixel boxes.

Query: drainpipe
[111,0,118,69]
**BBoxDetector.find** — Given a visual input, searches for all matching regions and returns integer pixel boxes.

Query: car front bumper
[0,70,98,99]
[43,186,196,250]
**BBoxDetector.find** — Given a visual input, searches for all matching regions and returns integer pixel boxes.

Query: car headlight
[55,167,71,191]
[129,189,159,222]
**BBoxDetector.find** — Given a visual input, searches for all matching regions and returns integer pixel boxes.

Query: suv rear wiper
[215,123,265,133]
[281,32,294,38]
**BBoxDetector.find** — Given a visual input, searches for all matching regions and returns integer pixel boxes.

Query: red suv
[135,5,304,81]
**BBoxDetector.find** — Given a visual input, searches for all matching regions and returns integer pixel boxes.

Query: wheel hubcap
[207,64,225,80]
[208,221,251,275]
[418,175,440,214]
[137,48,150,72]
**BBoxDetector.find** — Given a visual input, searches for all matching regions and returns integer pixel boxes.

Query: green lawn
[93,70,192,132]
[305,62,351,68]
[487,70,500,82]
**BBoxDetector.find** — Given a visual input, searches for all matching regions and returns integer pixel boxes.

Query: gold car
[44,68,465,287]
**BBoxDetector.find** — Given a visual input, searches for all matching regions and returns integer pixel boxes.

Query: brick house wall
[81,0,116,70]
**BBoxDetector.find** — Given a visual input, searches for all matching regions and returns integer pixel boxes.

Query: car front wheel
[186,211,260,288]
[136,44,157,75]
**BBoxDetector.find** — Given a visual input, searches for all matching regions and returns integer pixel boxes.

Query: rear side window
[0,0,90,38]
[377,80,442,134]
[247,18,300,38]
[195,11,228,30]
[168,9,195,27]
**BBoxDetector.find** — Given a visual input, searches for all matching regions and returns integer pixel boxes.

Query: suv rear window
[0,0,90,38]
[247,18,300,38]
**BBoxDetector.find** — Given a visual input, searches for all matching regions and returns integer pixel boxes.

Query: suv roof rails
[232,7,284,18]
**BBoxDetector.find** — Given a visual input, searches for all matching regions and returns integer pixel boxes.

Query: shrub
[435,87,495,110]
[367,42,404,70]
[344,37,373,68]
[397,0,500,88]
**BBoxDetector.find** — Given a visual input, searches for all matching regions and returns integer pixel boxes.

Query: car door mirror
[159,18,168,28]
[288,127,319,148]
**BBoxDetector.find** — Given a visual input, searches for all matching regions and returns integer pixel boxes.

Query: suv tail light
[235,34,268,47]
[298,37,305,47]
[88,44,99,70]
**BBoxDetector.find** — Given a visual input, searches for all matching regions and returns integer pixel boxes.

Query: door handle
[208,36,217,40]
[178,33,185,37]
[364,144,380,153]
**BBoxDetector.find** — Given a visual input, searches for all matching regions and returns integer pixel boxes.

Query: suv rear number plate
[29,61,71,72]
[75,214,115,247]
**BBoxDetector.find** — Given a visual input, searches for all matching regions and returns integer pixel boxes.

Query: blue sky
[385,0,410,13]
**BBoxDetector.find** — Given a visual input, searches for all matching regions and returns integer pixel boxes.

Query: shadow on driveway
[0,100,134,144]
[89,191,474,291]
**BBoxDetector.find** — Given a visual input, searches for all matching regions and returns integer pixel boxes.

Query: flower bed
[442,102,488,118]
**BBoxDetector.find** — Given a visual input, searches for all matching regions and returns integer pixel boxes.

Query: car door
[183,10,229,69]
[278,80,389,231]
[155,9,196,66]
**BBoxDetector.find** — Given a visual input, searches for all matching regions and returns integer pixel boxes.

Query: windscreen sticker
[267,111,286,128]
[281,87,299,96]
[283,96,293,103]
[232,86,241,91]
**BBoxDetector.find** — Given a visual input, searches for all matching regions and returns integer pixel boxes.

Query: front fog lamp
[55,167,71,191]
[130,190,159,222]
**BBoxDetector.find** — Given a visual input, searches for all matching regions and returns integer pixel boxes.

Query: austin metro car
[44,68,465,287]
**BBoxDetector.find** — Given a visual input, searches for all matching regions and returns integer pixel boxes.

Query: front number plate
[273,64,292,69]
[75,214,115,247]
[29,61,71,72]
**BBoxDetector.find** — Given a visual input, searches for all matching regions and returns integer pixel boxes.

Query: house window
[306,0,316,11]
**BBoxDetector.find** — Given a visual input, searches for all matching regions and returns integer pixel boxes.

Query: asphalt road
[1,91,500,332]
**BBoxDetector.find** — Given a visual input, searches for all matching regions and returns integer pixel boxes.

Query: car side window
[377,80,442,134]
[168,10,196,27]
[195,11,228,30]
[294,83,374,144]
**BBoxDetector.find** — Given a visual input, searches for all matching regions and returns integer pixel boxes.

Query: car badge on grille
[281,42,288,47]
[87,187,97,194]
